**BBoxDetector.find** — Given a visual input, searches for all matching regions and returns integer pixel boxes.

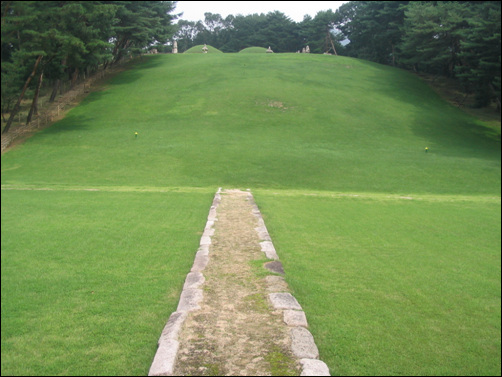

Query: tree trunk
[489,83,501,114]
[70,67,79,89]
[330,35,337,56]
[49,79,60,103]
[2,55,43,134]
[26,71,43,125]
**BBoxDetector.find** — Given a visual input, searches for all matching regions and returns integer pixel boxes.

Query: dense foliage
[2,1,500,134]
[335,1,501,109]
[173,10,344,54]
[174,1,500,111]
[1,0,177,133]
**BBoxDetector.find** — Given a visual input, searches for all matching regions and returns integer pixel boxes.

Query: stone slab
[207,209,217,221]
[264,261,284,275]
[159,311,187,343]
[269,293,302,310]
[203,228,215,237]
[200,235,211,246]
[255,225,272,241]
[190,252,209,272]
[283,310,308,327]
[148,338,180,376]
[300,359,330,376]
[197,244,209,256]
[260,241,279,260]
[183,272,205,290]
[176,288,203,312]
[257,231,272,241]
[290,327,319,359]
[265,275,290,292]
[255,225,268,233]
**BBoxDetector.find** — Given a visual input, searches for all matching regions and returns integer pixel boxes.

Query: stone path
[149,189,330,376]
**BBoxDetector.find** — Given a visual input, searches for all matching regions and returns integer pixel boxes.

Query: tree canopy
[1,0,177,133]
[2,1,500,134]
[173,10,345,54]
[334,1,500,110]
[173,1,500,110]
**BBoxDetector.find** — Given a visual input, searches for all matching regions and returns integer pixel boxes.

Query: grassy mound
[184,44,223,53]
[1,53,500,376]
[239,46,268,53]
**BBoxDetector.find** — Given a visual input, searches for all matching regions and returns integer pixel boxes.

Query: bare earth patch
[173,190,300,376]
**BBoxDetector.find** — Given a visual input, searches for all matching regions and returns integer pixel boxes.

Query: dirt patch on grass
[173,190,300,376]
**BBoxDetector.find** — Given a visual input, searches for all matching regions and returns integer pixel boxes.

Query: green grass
[2,54,499,194]
[184,44,223,53]
[255,192,501,376]
[1,189,212,375]
[239,46,268,53]
[1,53,500,375]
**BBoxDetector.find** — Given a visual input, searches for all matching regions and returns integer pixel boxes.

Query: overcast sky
[173,1,348,23]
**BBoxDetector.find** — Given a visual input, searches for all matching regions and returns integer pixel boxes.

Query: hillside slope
[1,54,500,195]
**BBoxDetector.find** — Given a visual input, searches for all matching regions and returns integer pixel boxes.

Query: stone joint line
[148,188,330,376]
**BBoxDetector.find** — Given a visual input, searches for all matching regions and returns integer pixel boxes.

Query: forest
[175,1,501,111]
[1,1,500,134]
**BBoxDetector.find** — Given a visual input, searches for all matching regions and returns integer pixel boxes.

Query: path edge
[247,190,330,376]
[148,188,222,376]
[148,188,330,376]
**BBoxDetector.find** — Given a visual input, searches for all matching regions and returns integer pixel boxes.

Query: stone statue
[172,40,178,54]
[305,45,310,53]
[202,44,208,53]
[266,46,273,53]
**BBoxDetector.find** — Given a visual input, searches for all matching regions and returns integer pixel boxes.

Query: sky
[173,1,348,23]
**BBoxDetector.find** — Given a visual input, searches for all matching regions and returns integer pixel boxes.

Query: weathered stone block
[183,271,205,290]
[265,275,289,292]
[260,241,279,260]
[176,288,203,312]
[300,359,330,376]
[190,252,209,272]
[283,310,308,327]
[290,327,319,359]
[159,311,187,343]
[269,293,302,310]
[264,261,284,275]
[148,339,180,376]
[200,235,211,246]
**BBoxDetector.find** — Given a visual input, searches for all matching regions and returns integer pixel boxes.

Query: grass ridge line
[2,184,500,203]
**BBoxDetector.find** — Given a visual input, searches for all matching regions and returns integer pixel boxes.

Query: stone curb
[249,193,331,376]
[300,358,331,376]
[150,189,330,376]
[148,188,222,377]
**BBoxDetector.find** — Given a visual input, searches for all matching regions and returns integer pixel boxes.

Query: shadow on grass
[364,65,501,161]
[409,105,501,161]
[108,55,166,86]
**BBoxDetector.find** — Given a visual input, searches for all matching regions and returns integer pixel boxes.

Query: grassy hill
[2,53,500,376]
[239,46,268,53]
[2,54,500,194]
[184,44,223,53]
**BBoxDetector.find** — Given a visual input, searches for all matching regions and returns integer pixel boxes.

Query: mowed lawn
[1,189,213,375]
[1,54,499,194]
[255,192,501,376]
[1,53,500,376]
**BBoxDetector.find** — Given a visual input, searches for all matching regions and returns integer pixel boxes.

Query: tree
[335,1,408,65]
[2,1,178,132]
[399,2,469,77]
[108,1,177,65]
[2,54,43,134]
[299,10,342,54]
[456,2,501,109]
